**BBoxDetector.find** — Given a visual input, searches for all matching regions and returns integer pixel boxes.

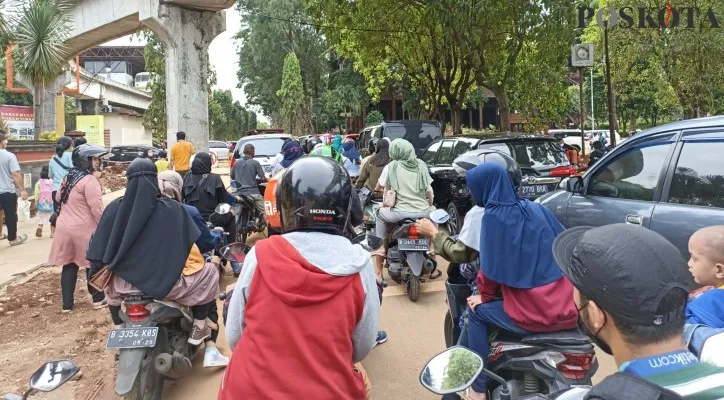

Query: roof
[454,133,556,141]
[637,116,724,137]
[237,133,292,140]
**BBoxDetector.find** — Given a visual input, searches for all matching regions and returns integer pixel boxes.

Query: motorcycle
[1,361,79,400]
[385,209,449,302]
[357,187,380,235]
[229,181,266,245]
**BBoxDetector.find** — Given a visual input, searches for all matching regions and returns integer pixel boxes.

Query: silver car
[539,116,724,276]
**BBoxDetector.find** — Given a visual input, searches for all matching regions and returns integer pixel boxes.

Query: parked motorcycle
[384,209,448,302]
[229,181,266,245]
[1,361,79,400]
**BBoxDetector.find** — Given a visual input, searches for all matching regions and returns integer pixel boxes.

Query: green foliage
[39,130,59,141]
[256,120,269,129]
[0,57,33,106]
[141,30,167,145]
[277,52,309,135]
[209,89,258,140]
[440,350,481,391]
[365,110,384,126]
[64,95,77,132]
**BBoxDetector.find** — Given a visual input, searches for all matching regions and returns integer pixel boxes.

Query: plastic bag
[17,198,30,222]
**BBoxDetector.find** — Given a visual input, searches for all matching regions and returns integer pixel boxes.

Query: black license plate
[106,327,159,349]
[398,238,430,251]
[519,185,549,197]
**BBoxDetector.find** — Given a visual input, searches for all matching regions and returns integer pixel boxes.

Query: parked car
[548,129,590,153]
[230,133,292,177]
[209,140,230,161]
[421,134,576,235]
[538,116,724,277]
[360,120,442,157]
[107,145,160,163]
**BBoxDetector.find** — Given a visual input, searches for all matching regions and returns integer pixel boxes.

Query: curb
[0,263,53,291]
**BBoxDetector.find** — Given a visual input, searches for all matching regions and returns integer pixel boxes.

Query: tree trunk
[630,116,637,133]
[34,86,43,140]
[451,104,463,135]
[491,86,510,132]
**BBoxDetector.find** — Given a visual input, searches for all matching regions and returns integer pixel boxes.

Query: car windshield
[383,122,441,151]
[483,140,568,169]
[236,138,287,157]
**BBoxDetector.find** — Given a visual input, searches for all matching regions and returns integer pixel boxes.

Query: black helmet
[277,157,352,235]
[305,136,322,154]
[72,144,108,171]
[453,149,522,189]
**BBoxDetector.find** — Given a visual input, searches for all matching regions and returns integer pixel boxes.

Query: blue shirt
[49,152,73,191]
[182,204,218,254]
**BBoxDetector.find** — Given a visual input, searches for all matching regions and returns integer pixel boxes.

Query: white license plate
[106,327,159,349]
[519,185,549,196]
[398,238,430,251]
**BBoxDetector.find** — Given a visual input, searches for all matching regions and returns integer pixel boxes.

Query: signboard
[76,115,105,146]
[571,44,595,67]
[0,105,34,140]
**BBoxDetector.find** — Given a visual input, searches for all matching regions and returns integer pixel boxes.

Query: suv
[421,134,576,234]
[230,133,292,177]
[209,140,230,161]
[108,145,160,163]
[360,120,442,157]
[539,116,724,270]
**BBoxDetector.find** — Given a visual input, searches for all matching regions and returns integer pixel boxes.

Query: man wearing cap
[553,224,724,399]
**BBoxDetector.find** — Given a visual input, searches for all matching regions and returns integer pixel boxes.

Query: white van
[134,72,154,90]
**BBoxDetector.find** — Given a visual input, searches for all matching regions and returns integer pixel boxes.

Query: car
[538,116,724,275]
[420,133,577,235]
[209,140,229,161]
[107,145,160,163]
[548,129,591,153]
[230,133,292,177]
[360,120,442,157]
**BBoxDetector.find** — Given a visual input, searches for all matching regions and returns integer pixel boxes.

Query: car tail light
[125,303,151,323]
[550,165,577,177]
[557,352,596,380]
[408,225,420,240]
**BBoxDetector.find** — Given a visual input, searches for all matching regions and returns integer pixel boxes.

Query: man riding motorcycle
[219,157,380,400]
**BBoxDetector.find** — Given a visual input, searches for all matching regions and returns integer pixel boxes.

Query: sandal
[9,234,28,246]
[428,269,442,280]
[0,234,6,240]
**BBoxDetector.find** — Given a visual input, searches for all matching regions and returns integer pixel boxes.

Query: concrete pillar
[17,71,72,137]
[143,5,225,152]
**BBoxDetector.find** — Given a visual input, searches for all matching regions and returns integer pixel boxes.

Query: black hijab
[183,153,223,207]
[369,138,391,168]
[86,159,200,299]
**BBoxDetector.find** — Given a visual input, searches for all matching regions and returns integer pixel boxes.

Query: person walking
[34,166,54,238]
[169,131,196,179]
[0,130,28,246]
[48,137,73,236]
[48,145,108,312]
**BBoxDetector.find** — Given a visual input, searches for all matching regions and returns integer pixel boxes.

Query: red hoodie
[218,235,368,400]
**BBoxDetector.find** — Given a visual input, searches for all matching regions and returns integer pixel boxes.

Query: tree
[277,52,309,135]
[0,58,33,106]
[209,89,256,140]
[365,110,384,126]
[141,30,167,145]
[9,0,74,139]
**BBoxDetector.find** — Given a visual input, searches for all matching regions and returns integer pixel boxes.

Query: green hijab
[387,139,432,192]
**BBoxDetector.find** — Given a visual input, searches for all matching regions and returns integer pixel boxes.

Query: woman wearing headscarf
[48,137,74,236]
[342,141,361,178]
[271,140,303,176]
[372,139,435,283]
[355,138,390,190]
[183,152,237,242]
[157,170,229,367]
[463,163,578,400]
[332,133,344,154]
[87,159,221,346]
[48,144,108,312]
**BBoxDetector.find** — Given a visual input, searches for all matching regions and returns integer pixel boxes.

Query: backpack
[36,179,55,213]
[583,372,682,400]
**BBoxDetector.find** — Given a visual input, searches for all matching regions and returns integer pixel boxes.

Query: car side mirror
[565,176,584,194]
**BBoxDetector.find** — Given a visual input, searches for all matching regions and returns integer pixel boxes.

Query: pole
[579,67,586,157]
[604,23,617,147]
[590,69,595,131]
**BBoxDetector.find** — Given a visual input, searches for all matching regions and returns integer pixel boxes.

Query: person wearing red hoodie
[219,157,380,400]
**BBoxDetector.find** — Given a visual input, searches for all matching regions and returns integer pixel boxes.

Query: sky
[103,9,267,121]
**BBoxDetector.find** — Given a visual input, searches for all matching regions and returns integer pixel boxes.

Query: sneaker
[188,324,212,345]
[92,299,108,309]
[375,331,388,347]
[203,347,229,368]
[61,308,72,313]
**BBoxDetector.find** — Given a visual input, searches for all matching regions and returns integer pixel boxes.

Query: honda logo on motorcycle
[310,209,335,215]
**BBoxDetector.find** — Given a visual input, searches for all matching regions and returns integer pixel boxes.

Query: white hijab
[457,206,484,251]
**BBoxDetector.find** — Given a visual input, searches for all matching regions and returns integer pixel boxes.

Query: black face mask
[578,310,613,356]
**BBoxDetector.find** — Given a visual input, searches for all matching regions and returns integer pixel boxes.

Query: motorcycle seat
[521,330,591,346]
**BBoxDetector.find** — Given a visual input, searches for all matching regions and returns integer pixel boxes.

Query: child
[155,150,169,172]
[34,166,55,238]
[686,225,724,328]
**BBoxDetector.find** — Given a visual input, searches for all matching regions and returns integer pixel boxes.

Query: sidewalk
[0,189,126,287]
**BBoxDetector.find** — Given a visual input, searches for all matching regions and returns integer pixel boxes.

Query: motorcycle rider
[220,157,379,400]
[270,140,303,176]
[552,224,724,399]
[588,140,607,166]
[230,144,267,220]
[355,138,390,191]
[464,162,577,400]
[310,135,344,163]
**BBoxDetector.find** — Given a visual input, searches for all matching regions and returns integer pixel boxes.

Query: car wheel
[446,202,461,236]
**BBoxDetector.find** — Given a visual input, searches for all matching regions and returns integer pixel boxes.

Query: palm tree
[9,0,73,139]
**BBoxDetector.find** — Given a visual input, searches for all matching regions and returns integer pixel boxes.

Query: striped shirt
[646,362,724,399]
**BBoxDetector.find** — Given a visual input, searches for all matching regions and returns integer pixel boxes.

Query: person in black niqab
[183,152,237,239]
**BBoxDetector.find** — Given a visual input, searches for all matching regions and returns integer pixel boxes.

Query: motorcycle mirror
[351,234,384,251]
[429,209,450,224]
[29,360,79,393]
[220,242,249,263]
[215,203,232,215]
[419,347,483,395]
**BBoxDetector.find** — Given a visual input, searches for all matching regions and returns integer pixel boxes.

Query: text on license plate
[519,185,548,196]
[398,238,430,251]
[106,327,159,349]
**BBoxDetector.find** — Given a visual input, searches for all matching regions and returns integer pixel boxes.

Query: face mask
[578,311,613,356]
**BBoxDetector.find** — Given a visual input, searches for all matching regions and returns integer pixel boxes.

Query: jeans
[51,190,59,227]
[61,263,105,310]
[375,207,433,241]
[467,301,531,393]
[0,192,18,241]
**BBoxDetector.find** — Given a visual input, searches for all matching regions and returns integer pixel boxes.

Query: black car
[107,145,161,163]
[360,120,442,157]
[421,134,576,234]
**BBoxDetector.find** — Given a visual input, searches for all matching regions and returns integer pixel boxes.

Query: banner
[76,115,105,146]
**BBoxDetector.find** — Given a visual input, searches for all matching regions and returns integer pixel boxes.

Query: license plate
[519,185,549,197]
[398,238,430,251]
[106,327,159,349]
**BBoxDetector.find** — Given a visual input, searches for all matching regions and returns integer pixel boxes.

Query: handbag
[382,188,397,208]
[88,267,113,292]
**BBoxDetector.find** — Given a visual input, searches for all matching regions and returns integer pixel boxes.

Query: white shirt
[270,153,284,168]
[377,165,390,188]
